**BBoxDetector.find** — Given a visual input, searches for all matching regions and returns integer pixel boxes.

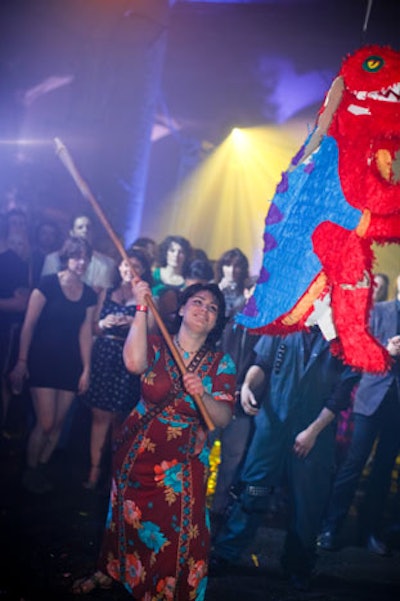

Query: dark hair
[70,213,92,229]
[192,247,209,262]
[34,220,62,247]
[157,235,192,275]
[126,247,153,287]
[132,236,156,249]
[186,258,214,283]
[59,236,92,268]
[177,283,226,348]
[215,247,249,293]
[129,237,157,265]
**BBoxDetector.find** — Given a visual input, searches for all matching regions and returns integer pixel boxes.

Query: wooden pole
[54,137,215,431]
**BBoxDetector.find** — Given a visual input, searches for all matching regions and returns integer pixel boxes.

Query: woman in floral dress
[73,282,236,600]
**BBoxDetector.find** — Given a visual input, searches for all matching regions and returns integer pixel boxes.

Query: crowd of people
[1,204,400,599]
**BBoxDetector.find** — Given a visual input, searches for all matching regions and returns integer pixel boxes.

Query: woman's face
[67,253,90,278]
[71,216,92,243]
[222,260,242,285]
[166,241,185,271]
[180,290,218,336]
[119,258,144,283]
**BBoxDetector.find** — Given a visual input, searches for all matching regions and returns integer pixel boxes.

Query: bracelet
[136,305,148,313]
[98,319,106,330]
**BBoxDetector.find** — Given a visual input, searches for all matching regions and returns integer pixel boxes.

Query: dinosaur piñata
[237,45,400,373]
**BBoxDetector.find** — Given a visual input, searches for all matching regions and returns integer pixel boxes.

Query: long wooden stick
[54,137,215,431]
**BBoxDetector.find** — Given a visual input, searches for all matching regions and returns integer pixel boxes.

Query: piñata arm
[312,222,373,285]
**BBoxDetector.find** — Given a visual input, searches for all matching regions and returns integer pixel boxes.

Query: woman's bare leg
[26,387,57,468]
[39,389,75,464]
[86,407,114,486]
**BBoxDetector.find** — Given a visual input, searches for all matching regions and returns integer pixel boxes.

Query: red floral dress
[98,336,235,600]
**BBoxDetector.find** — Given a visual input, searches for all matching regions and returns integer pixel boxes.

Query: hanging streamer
[362,0,374,33]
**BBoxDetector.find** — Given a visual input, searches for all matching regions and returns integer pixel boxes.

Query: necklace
[174,335,201,361]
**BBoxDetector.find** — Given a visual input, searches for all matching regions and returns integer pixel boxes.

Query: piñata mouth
[354,81,400,103]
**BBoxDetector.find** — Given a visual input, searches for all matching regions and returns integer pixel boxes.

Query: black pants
[323,385,400,538]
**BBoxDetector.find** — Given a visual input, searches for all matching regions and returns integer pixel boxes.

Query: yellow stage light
[231,126,243,141]
[157,123,306,270]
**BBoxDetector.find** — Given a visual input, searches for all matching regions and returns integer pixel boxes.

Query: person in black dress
[10,236,97,493]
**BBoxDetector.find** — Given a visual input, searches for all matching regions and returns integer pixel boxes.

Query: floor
[1,398,400,601]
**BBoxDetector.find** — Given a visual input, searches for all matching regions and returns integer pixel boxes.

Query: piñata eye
[362,56,384,72]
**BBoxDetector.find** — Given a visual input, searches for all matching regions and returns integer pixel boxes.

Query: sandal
[72,570,113,594]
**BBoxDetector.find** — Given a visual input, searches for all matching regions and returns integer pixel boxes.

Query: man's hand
[293,427,317,458]
[293,407,335,458]
[387,335,400,357]
[240,382,259,416]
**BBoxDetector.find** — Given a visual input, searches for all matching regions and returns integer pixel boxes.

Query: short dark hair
[177,283,227,348]
[132,236,156,249]
[59,236,92,268]
[186,258,214,283]
[70,214,92,229]
[34,219,62,246]
[157,235,192,274]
